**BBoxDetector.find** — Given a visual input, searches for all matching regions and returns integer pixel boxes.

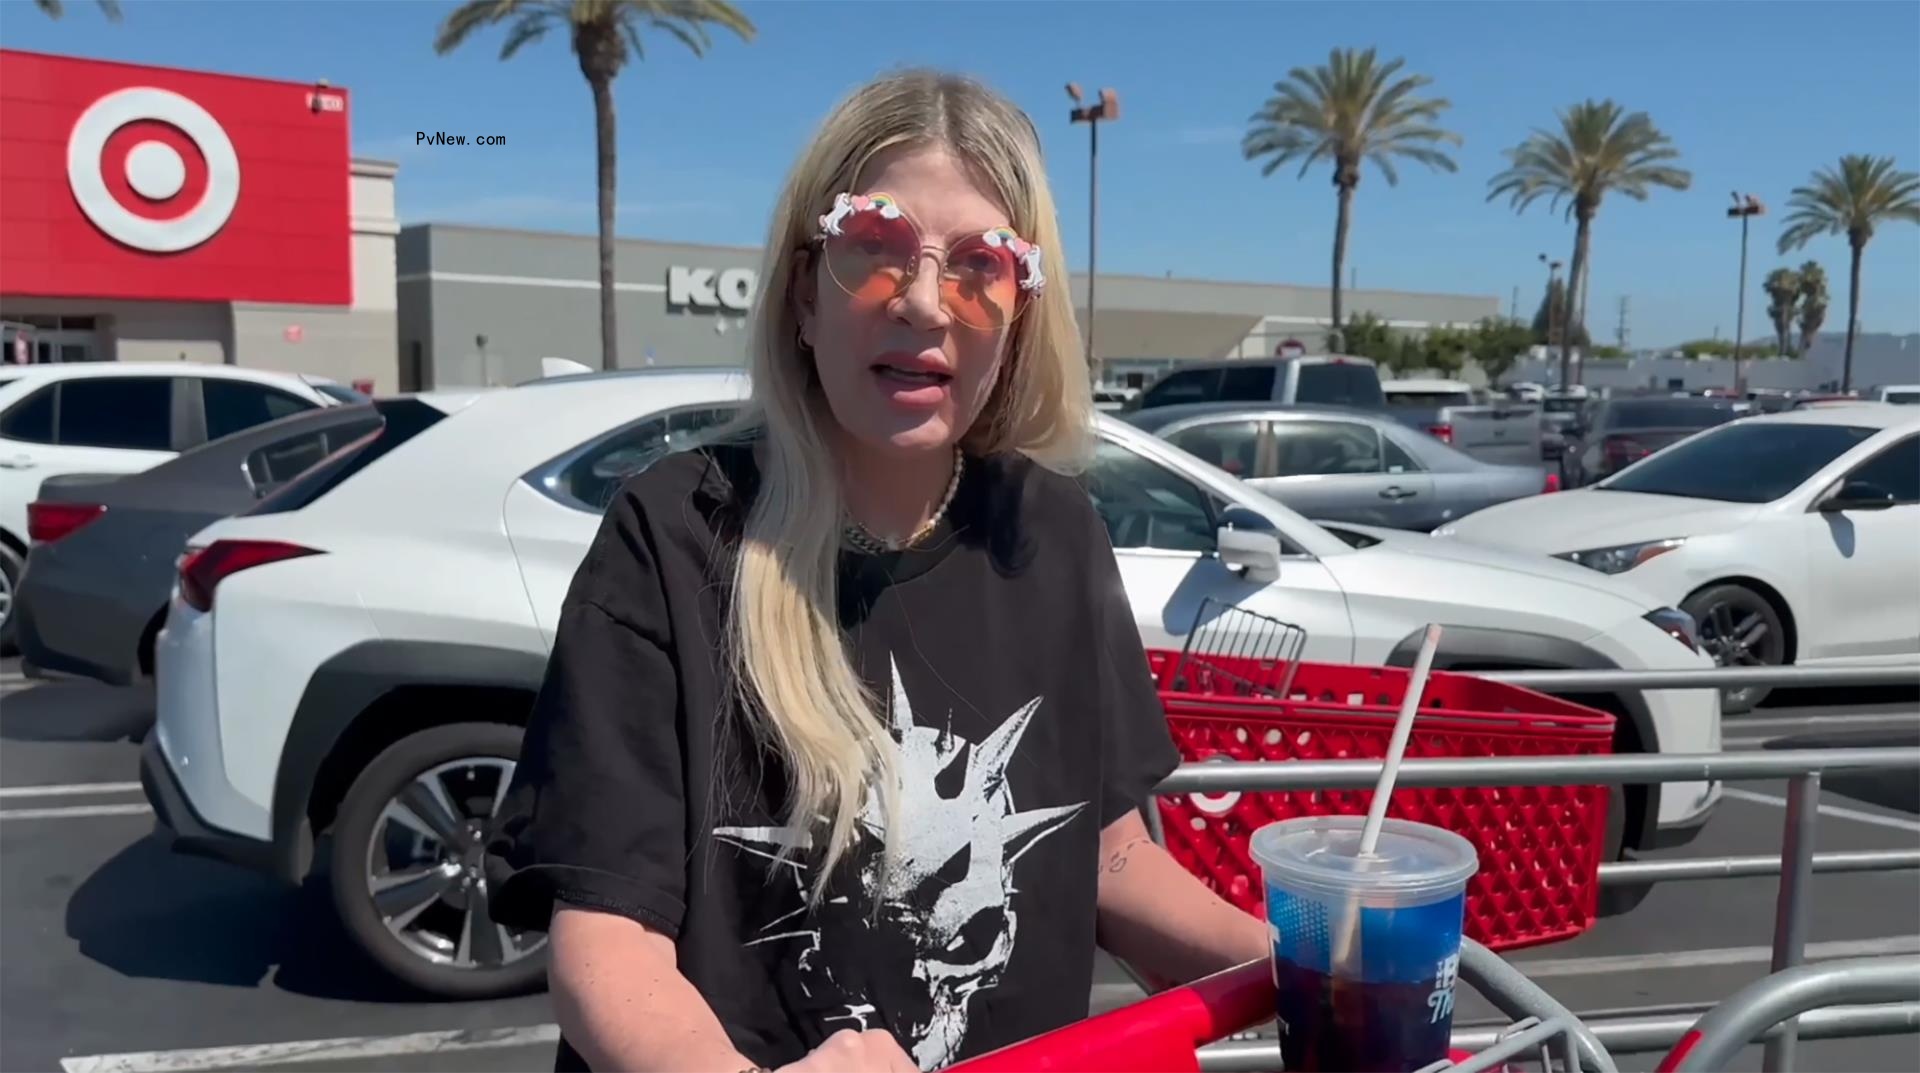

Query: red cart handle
[943,959,1273,1073]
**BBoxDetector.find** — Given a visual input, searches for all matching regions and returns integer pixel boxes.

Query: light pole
[1727,192,1766,397]
[1540,254,1565,387]
[1067,83,1119,385]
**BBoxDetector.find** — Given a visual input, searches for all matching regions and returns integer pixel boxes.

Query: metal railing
[1146,661,1920,1072]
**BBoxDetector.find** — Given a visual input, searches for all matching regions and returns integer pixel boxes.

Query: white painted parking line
[0,803,152,822]
[1514,934,1920,978]
[1723,787,1920,834]
[0,781,142,799]
[58,1024,562,1073]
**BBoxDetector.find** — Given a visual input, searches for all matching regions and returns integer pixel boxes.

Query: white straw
[1359,623,1444,857]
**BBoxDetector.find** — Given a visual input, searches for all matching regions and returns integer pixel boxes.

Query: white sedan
[1436,404,1920,712]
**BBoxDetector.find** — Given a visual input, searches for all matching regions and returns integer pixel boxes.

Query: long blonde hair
[726,69,1093,900]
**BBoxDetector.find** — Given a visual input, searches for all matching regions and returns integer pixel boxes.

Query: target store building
[0,49,400,392]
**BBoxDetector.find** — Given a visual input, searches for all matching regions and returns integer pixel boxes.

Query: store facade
[398,223,1501,390]
[0,49,400,392]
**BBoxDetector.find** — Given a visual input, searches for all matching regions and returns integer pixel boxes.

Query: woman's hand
[774,1029,919,1073]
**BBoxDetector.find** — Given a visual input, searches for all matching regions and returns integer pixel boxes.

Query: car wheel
[329,722,547,999]
[1682,584,1786,715]
[0,541,21,656]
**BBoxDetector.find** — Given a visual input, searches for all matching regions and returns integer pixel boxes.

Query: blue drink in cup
[1251,816,1480,1072]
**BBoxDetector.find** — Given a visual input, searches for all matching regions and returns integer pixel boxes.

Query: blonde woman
[488,69,1267,1073]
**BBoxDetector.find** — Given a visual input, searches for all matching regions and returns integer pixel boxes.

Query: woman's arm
[1093,811,1269,989]
[550,907,921,1073]
[548,907,755,1073]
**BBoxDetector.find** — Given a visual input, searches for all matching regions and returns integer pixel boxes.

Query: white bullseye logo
[66,87,241,253]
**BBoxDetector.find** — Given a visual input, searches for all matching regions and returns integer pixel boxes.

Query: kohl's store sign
[668,265,757,312]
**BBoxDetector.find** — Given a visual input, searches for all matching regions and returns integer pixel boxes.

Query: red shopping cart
[1149,602,1619,951]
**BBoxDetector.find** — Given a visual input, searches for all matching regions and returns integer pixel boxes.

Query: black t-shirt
[486,439,1181,1072]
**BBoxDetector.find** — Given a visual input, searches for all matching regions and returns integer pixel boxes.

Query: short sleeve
[486,492,689,938]
[1081,502,1182,827]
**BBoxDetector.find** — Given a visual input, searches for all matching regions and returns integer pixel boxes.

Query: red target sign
[0,49,352,305]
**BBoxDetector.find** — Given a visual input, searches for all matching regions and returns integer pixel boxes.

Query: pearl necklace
[842,448,965,555]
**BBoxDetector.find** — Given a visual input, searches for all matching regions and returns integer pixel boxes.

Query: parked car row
[0,362,365,651]
[13,353,1914,1001]
[2,364,1740,1000]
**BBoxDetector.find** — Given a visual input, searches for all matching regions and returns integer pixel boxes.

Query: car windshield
[1602,422,1881,502]
[1542,397,1584,414]
[1605,400,1737,429]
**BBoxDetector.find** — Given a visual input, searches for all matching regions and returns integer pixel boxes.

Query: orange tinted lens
[941,236,1020,329]
[823,212,919,304]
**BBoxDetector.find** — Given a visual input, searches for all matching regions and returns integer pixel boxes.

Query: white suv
[145,369,1719,998]
[0,362,349,647]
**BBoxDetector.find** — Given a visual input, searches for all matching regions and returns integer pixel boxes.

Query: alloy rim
[364,756,545,971]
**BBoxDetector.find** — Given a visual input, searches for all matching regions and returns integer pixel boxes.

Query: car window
[1140,369,1223,408]
[560,406,741,512]
[1079,439,1219,553]
[1270,420,1383,476]
[1292,363,1383,407]
[245,416,384,495]
[1165,421,1263,478]
[1385,390,1475,409]
[205,379,318,440]
[0,386,55,444]
[1383,433,1423,474]
[1602,422,1881,503]
[1217,365,1276,402]
[56,377,173,450]
[1844,435,1918,503]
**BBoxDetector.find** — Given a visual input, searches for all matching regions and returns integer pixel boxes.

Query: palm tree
[1489,100,1691,388]
[1795,261,1828,357]
[1242,47,1460,352]
[1776,155,1920,392]
[35,0,121,17]
[436,1,754,373]
[1762,268,1801,358]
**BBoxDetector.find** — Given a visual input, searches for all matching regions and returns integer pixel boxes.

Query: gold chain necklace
[842,448,965,555]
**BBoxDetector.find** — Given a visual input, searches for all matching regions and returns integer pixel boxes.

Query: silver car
[1122,402,1557,531]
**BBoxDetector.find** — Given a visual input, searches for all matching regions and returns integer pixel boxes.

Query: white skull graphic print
[715,655,1086,1068]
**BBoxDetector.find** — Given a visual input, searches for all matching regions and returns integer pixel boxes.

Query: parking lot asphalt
[4,660,1916,1073]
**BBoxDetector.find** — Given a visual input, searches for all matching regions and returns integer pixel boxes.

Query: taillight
[177,540,322,612]
[1427,423,1454,444]
[1602,435,1650,468]
[28,501,106,544]
[1542,471,1561,494]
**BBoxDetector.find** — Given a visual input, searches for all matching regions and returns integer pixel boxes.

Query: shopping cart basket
[1151,601,1619,951]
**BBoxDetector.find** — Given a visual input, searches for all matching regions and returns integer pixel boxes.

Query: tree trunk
[1563,209,1594,387]
[1330,180,1353,353]
[1843,238,1863,393]
[591,73,619,372]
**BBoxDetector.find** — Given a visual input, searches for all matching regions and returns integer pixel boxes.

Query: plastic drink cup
[1251,815,1480,1072]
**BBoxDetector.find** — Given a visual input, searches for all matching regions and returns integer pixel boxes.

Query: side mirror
[1217,506,1282,583]
[1818,479,1897,513]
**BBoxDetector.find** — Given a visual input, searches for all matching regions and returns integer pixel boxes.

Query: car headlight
[1643,606,1701,652]
[1555,537,1687,574]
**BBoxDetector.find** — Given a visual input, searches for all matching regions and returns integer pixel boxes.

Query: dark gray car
[14,403,382,685]
[1124,402,1556,531]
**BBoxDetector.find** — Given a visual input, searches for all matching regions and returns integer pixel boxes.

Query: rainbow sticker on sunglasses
[818,192,901,235]
[982,226,1047,293]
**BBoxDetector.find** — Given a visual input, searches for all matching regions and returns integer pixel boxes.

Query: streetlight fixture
[1727,192,1766,397]
[1067,82,1119,384]
[1539,253,1565,386]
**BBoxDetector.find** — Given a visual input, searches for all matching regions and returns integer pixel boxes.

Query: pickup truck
[1128,355,1385,411]
[1381,379,1544,467]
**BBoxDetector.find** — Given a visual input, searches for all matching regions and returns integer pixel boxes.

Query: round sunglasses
[814,192,1046,330]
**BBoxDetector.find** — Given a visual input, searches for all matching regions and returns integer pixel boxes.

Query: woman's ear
[790,248,818,348]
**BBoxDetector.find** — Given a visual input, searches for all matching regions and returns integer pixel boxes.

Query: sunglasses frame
[812,191,1046,328]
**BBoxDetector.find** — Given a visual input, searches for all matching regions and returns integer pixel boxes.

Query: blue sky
[10,0,1918,348]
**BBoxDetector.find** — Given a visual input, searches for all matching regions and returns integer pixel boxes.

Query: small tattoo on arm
[1104,836,1154,875]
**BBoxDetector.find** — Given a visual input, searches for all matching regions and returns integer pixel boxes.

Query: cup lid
[1250,816,1479,901]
